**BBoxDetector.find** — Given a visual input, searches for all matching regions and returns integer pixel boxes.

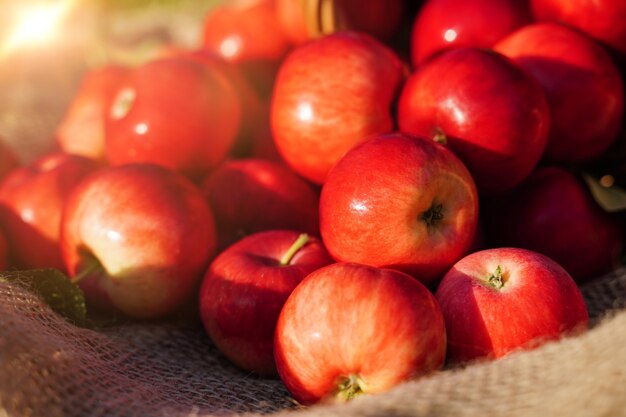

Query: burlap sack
[1,266,625,417]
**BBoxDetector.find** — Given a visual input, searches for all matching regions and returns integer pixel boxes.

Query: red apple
[398,47,550,194]
[0,138,19,181]
[201,158,320,249]
[319,132,478,285]
[276,0,406,45]
[61,163,217,319]
[0,152,101,271]
[435,247,589,363]
[199,230,333,375]
[202,0,291,96]
[105,57,241,181]
[495,22,624,162]
[411,0,531,66]
[483,166,623,283]
[274,262,446,405]
[531,0,626,56]
[56,65,128,161]
[271,31,406,184]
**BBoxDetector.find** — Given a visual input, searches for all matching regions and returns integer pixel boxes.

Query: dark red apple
[202,0,291,96]
[271,31,406,184]
[0,152,100,271]
[105,57,241,181]
[398,47,550,194]
[319,132,478,285]
[411,0,531,66]
[201,158,320,249]
[531,0,626,56]
[275,262,446,404]
[61,163,217,319]
[495,22,624,162]
[199,230,333,375]
[483,166,623,283]
[56,65,128,161]
[435,247,589,363]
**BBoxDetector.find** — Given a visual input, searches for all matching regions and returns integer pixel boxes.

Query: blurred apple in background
[202,158,320,249]
[398,47,550,195]
[495,22,624,163]
[201,0,291,97]
[56,64,129,161]
[271,31,406,185]
[0,138,20,181]
[483,166,624,283]
[410,0,531,66]
[105,56,242,181]
[0,152,100,271]
[61,163,217,319]
[199,230,333,375]
[320,132,478,286]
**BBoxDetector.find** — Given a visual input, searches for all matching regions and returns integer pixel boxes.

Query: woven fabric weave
[1,268,625,417]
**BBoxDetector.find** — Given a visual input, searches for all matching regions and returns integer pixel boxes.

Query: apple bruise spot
[487,265,506,290]
[421,202,444,231]
[334,374,367,402]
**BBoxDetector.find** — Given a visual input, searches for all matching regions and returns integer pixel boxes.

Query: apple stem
[432,127,448,145]
[71,259,102,285]
[335,374,367,402]
[488,265,505,290]
[279,233,310,266]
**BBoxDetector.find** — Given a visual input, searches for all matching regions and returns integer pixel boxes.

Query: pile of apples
[0,0,624,406]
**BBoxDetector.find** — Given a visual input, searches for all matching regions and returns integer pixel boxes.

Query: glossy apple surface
[531,0,626,56]
[61,163,217,319]
[319,132,478,285]
[105,57,241,181]
[411,0,531,66]
[483,166,623,282]
[271,31,405,184]
[201,158,320,249]
[56,65,128,161]
[275,262,446,405]
[0,152,100,271]
[495,22,624,162]
[435,248,589,363]
[202,0,291,96]
[199,230,333,375]
[398,47,550,194]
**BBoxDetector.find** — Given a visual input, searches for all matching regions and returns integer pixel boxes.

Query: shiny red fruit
[411,0,531,66]
[275,262,446,404]
[271,31,405,185]
[398,47,550,194]
[105,57,241,181]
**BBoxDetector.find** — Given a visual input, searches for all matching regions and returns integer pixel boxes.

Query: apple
[271,31,406,184]
[0,152,101,271]
[482,166,623,283]
[319,132,478,285]
[201,0,291,97]
[276,0,406,45]
[410,0,531,66]
[199,230,333,375]
[274,262,446,405]
[495,22,624,162]
[56,65,128,161]
[104,57,241,181]
[60,163,217,319]
[201,158,320,249]
[435,247,589,364]
[530,0,626,57]
[397,47,550,194]
[0,138,20,181]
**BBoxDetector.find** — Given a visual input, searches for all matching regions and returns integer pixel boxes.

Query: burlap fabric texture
[1,267,625,417]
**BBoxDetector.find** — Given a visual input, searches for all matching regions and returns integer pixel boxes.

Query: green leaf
[0,269,87,327]
[582,173,626,212]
